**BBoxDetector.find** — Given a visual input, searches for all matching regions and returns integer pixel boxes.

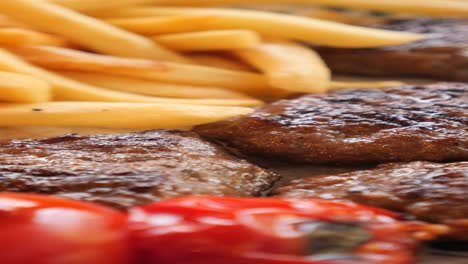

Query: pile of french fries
[0,0,465,129]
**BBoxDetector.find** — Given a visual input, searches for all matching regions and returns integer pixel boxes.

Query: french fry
[0,0,188,63]
[154,30,261,51]
[0,28,68,47]
[0,71,51,103]
[189,53,254,71]
[298,9,386,25]
[0,127,135,139]
[0,102,254,129]
[0,15,30,28]
[0,48,261,106]
[57,71,255,100]
[104,7,423,47]
[51,0,156,12]
[107,15,225,35]
[9,45,274,97]
[330,81,405,90]
[235,40,331,93]
[93,0,468,17]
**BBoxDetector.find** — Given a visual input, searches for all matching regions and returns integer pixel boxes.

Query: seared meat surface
[0,130,278,209]
[318,18,468,81]
[273,161,468,237]
[195,83,468,164]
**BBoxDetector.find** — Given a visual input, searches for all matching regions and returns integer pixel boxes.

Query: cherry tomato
[0,192,130,264]
[129,196,445,264]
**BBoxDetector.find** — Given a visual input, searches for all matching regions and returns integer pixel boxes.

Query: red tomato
[0,192,130,264]
[129,196,444,264]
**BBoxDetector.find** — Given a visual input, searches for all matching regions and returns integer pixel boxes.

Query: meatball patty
[274,161,468,238]
[196,83,468,164]
[0,130,278,209]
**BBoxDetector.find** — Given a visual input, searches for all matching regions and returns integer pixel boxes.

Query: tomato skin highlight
[129,197,440,264]
[0,192,130,264]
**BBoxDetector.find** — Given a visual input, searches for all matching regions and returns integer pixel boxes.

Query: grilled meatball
[318,18,468,81]
[273,161,468,238]
[196,83,468,164]
[0,130,278,209]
